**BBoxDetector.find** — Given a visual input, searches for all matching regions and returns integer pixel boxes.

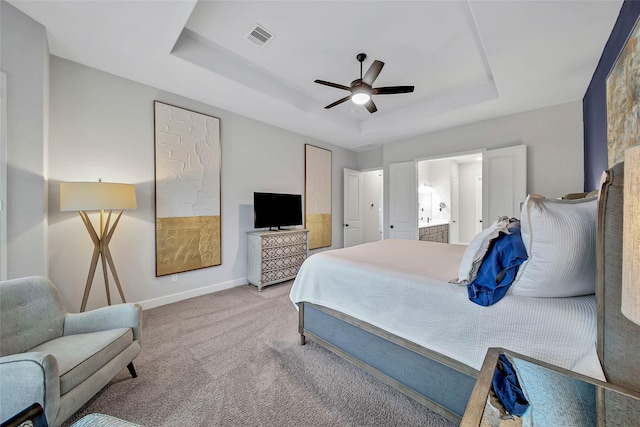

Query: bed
[290,162,638,424]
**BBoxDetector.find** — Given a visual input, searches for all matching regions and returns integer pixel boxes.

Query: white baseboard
[137,277,248,310]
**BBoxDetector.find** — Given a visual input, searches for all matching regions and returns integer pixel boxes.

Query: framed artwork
[154,101,221,276]
[305,144,332,249]
[606,16,640,166]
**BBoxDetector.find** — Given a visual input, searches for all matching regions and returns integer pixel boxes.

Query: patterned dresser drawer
[262,232,307,248]
[261,265,301,284]
[262,253,307,271]
[247,229,309,291]
[262,243,307,260]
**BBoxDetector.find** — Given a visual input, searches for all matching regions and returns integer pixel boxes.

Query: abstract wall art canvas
[154,101,221,276]
[305,144,332,249]
[607,16,640,166]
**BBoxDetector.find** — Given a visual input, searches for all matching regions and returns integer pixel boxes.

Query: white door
[0,72,7,280]
[482,145,527,227]
[343,168,363,247]
[450,174,460,243]
[389,161,418,240]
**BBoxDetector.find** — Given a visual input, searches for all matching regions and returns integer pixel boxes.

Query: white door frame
[450,173,459,244]
[475,176,483,234]
[0,72,7,280]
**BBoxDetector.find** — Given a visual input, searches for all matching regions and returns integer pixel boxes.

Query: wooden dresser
[247,229,309,291]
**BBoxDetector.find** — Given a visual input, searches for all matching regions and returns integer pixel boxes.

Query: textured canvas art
[305,144,332,249]
[607,17,640,166]
[154,101,221,276]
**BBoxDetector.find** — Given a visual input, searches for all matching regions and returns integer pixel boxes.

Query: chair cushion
[30,328,133,395]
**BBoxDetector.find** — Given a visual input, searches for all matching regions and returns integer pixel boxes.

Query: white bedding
[290,239,605,381]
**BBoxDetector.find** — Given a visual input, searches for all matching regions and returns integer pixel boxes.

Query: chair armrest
[0,353,60,425]
[63,303,142,343]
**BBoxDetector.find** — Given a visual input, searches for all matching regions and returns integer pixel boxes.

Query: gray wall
[357,147,383,171]
[372,101,584,238]
[382,101,584,197]
[1,1,49,278]
[48,56,357,311]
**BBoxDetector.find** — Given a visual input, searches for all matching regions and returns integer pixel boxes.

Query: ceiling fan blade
[363,60,384,86]
[372,86,415,95]
[314,79,350,91]
[325,95,351,109]
[364,99,377,113]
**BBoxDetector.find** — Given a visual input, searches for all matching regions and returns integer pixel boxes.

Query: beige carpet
[63,281,455,427]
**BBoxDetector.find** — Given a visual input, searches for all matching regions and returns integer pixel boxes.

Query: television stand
[246,229,309,291]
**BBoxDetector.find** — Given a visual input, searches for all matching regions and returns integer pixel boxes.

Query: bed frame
[298,302,477,423]
[297,161,640,425]
[597,162,640,402]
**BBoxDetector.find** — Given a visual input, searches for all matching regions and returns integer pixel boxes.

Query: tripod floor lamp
[60,181,137,312]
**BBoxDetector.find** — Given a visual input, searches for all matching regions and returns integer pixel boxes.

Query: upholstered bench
[71,414,142,427]
[0,403,142,427]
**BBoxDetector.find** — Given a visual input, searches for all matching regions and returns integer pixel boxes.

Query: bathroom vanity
[418,221,449,243]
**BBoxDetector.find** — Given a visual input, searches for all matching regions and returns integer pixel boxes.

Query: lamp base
[78,209,127,312]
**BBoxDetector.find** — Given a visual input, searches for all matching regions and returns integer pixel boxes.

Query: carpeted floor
[62,281,456,427]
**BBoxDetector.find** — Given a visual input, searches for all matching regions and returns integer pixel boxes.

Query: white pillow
[452,216,510,285]
[511,194,598,297]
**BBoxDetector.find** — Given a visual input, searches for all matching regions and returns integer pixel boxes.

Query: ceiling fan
[314,53,415,113]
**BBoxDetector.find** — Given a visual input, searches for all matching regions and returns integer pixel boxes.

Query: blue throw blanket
[467,220,528,306]
[492,354,530,416]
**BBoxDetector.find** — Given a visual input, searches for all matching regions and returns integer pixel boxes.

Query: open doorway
[388,145,526,243]
[418,154,482,244]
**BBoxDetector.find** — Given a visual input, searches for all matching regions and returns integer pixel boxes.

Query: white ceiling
[8,0,623,151]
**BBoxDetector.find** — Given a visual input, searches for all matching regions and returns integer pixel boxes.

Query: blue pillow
[467,220,528,306]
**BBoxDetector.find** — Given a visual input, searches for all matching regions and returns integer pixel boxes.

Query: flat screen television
[254,192,303,230]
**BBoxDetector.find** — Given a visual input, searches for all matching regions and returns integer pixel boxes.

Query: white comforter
[290,239,605,380]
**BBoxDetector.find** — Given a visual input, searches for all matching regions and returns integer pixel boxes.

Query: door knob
[345,224,349,227]
[390,225,394,229]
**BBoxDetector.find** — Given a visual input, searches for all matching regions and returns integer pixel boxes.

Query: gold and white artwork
[154,101,221,276]
[305,144,332,249]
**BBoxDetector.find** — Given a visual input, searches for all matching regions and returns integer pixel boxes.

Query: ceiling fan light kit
[351,91,370,105]
[314,52,415,113]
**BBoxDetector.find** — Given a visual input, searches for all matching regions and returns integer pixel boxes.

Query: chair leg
[127,362,137,378]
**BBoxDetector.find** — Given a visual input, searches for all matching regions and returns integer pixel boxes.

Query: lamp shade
[622,144,640,325]
[60,182,137,212]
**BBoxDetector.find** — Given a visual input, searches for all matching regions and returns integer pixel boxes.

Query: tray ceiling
[8,0,623,151]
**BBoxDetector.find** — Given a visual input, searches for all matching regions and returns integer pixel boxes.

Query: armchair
[0,277,141,427]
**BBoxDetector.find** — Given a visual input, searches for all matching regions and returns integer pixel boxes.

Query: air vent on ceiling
[247,24,274,47]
